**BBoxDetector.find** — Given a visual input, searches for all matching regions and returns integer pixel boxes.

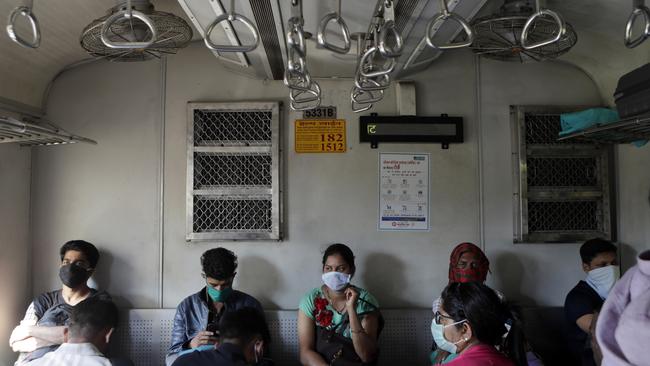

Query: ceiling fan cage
[470,6,577,62]
[80,2,193,62]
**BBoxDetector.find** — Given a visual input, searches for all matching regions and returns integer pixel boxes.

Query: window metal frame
[186,101,282,241]
[510,105,615,243]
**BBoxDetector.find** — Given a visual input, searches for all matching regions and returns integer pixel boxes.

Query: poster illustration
[379,153,429,231]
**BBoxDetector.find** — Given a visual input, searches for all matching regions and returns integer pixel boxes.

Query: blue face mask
[206,284,233,303]
[430,319,467,354]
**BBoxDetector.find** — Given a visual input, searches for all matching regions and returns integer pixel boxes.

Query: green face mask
[207,285,233,303]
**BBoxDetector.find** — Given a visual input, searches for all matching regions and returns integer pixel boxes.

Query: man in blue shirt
[172,308,270,366]
[166,248,267,365]
[564,238,618,366]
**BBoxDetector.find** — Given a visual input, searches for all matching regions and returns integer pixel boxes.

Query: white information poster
[379,153,430,231]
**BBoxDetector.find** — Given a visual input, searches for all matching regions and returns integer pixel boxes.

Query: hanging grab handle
[425,0,474,50]
[624,0,650,48]
[290,83,322,110]
[204,0,259,52]
[355,74,390,91]
[520,0,566,50]
[317,0,351,54]
[6,0,41,49]
[378,21,403,57]
[378,0,403,57]
[359,46,396,78]
[101,0,157,49]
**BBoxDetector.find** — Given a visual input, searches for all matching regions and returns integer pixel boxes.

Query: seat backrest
[110,308,435,366]
[110,307,571,366]
[110,309,176,366]
[520,306,575,366]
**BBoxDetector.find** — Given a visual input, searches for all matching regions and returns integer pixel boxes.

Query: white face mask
[322,271,351,292]
[430,319,467,354]
[585,265,620,299]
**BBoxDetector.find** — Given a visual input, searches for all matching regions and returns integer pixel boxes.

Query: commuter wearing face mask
[430,243,493,365]
[431,282,527,366]
[172,308,270,366]
[430,243,542,366]
[564,238,619,366]
[9,240,111,365]
[298,243,382,366]
[167,248,267,366]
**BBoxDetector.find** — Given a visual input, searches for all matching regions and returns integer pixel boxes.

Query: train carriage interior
[1,0,649,365]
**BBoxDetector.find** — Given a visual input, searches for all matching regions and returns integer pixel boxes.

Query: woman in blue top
[298,243,382,366]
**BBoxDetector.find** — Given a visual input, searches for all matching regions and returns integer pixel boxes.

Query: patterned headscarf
[448,242,490,283]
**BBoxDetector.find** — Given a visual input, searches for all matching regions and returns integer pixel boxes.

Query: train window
[186,102,282,241]
[511,106,615,243]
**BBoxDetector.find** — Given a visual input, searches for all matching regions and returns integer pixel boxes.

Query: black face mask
[59,264,90,288]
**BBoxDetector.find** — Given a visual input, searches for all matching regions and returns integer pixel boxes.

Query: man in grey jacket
[166,248,267,365]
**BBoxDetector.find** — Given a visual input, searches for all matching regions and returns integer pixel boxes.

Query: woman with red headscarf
[431,243,495,365]
[447,242,491,284]
[430,243,542,366]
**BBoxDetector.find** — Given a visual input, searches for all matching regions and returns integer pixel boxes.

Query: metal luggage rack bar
[557,114,650,144]
[0,116,97,147]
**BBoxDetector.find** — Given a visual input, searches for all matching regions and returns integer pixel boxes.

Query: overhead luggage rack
[557,114,650,144]
[0,116,96,147]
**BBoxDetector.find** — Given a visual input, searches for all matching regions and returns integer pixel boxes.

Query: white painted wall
[162,44,479,310]
[31,60,163,308]
[27,42,619,313]
[617,144,650,269]
[0,143,31,365]
[477,59,603,306]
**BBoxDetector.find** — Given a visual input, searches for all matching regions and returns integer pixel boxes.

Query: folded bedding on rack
[559,108,647,147]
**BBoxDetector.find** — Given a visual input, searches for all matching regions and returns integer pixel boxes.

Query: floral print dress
[298,286,379,338]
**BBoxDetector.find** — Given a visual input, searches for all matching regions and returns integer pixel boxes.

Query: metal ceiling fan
[80,0,193,62]
[470,0,577,62]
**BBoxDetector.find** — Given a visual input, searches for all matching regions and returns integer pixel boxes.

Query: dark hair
[580,238,617,264]
[69,298,118,339]
[60,240,100,268]
[219,307,270,344]
[201,248,238,280]
[441,282,527,366]
[322,243,356,274]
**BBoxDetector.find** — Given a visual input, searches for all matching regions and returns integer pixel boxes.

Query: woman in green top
[298,243,382,366]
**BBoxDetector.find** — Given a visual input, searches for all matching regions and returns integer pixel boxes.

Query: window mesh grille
[527,157,598,187]
[525,113,562,144]
[524,113,589,145]
[528,201,599,232]
[193,196,272,233]
[513,106,612,242]
[194,153,272,188]
[193,110,272,145]
[187,103,280,240]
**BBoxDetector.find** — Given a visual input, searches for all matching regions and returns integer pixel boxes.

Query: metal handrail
[101,0,157,49]
[520,0,566,50]
[204,0,259,52]
[359,46,396,78]
[425,0,474,50]
[290,80,322,110]
[352,83,385,104]
[377,0,403,57]
[624,0,650,48]
[355,73,390,91]
[317,0,351,54]
[285,1,321,111]
[6,0,41,49]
